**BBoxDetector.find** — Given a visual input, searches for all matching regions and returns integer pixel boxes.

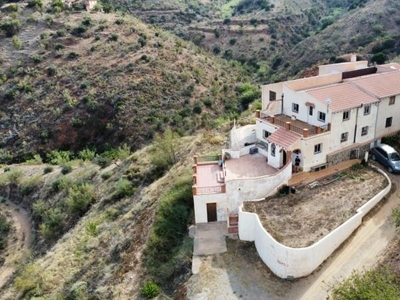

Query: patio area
[196,163,224,188]
[225,153,277,180]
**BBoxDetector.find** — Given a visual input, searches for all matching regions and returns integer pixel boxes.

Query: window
[342,111,350,121]
[318,111,326,122]
[314,143,322,154]
[361,126,368,136]
[292,103,299,113]
[263,130,271,139]
[364,104,371,115]
[341,132,348,142]
[386,117,393,128]
[389,96,396,105]
[309,106,314,116]
[271,143,276,157]
[269,91,276,101]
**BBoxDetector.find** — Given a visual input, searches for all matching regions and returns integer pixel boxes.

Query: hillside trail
[187,172,400,300]
[0,200,32,291]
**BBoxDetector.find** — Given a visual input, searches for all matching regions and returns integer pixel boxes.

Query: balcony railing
[194,185,225,195]
[197,155,220,163]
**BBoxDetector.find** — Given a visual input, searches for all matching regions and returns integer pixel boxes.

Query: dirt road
[0,200,32,290]
[187,173,400,300]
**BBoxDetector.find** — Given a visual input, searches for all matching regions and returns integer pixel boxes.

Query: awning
[266,128,301,150]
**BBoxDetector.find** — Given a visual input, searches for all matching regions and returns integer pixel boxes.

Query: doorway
[207,203,217,222]
[282,150,287,166]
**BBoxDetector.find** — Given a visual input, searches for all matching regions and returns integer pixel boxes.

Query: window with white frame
[318,111,326,122]
[386,117,393,128]
[389,96,396,105]
[271,143,276,156]
[341,132,348,142]
[361,126,368,136]
[364,104,371,115]
[263,130,271,139]
[314,143,322,154]
[342,111,350,121]
[292,103,299,113]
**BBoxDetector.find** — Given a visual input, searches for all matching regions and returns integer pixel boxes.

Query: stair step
[228,226,238,234]
[229,221,238,226]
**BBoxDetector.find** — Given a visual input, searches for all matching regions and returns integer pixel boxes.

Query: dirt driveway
[186,170,400,300]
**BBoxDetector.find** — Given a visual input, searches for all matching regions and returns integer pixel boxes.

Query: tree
[151,129,180,173]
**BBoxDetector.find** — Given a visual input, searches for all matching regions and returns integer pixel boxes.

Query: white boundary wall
[239,166,391,278]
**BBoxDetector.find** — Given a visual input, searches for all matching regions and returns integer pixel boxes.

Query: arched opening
[292,149,302,173]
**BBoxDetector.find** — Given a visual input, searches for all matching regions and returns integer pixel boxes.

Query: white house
[192,60,400,231]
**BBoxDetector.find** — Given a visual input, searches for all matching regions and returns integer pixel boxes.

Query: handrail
[196,185,224,195]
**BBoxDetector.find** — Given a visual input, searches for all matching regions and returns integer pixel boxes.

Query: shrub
[329,267,400,300]
[47,150,71,165]
[78,148,96,161]
[7,170,22,184]
[61,164,72,175]
[141,281,160,299]
[32,54,42,63]
[114,178,135,199]
[67,51,79,60]
[109,33,118,41]
[86,221,97,236]
[51,176,73,192]
[101,171,112,180]
[66,183,95,216]
[43,166,53,174]
[39,208,63,239]
[0,19,21,37]
[56,29,65,37]
[12,35,23,50]
[27,0,43,9]
[0,214,10,250]
[115,18,124,25]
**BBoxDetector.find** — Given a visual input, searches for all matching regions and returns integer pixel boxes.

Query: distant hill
[0,4,251,161]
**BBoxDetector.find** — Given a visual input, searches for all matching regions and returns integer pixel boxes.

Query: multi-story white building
[192,60,400,229]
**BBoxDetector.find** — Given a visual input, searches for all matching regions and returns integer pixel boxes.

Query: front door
[282,150,287,166]
[207,203,217,222]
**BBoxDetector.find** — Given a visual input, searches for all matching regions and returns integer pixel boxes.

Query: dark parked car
[370,144,400,173]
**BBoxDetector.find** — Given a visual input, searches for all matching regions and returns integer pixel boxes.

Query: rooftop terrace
[225,153,277,180]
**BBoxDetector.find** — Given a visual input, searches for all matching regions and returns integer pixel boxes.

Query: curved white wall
[239,167,391,278]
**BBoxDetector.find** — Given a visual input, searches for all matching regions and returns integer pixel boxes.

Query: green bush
[51,176,73,192]
[0,19,21,37]
[47,150,71,165]
[101,171,112,180]
[43,166,53,174]
[66,183,95,216]
[61,164,72,175]
[0,213,10,250]
[141,281,160,299]
[329,267,400,300]
[144,175,193,281]
[79,148,96,161]
[114,178,135,199]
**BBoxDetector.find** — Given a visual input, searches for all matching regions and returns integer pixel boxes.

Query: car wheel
[388,166,393,173]
[371,153,376,161]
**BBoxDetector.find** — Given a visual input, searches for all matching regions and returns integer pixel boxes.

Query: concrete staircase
[228,214,238,234]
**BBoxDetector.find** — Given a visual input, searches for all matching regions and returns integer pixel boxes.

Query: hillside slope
[0,5,250,161]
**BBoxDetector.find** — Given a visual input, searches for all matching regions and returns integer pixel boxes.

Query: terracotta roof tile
[348,71,400,98]
[267,128,301,149]
[306,82,378,112]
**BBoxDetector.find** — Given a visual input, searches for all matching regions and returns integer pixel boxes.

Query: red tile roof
[348,71,400,98]
[306,82,378,112]
[267,128,301,149]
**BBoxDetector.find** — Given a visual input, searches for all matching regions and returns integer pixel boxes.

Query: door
[282,150,287,166]
[207,203,217,222]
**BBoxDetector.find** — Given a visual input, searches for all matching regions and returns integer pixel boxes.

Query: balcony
[256,111,330,137]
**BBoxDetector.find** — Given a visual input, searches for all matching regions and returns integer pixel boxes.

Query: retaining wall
[239,166,391,278]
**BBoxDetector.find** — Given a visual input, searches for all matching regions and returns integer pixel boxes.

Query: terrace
[256,111,330,137]
[225,153,277,180]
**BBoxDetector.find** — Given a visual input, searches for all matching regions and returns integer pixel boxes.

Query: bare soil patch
[244,166,388,248]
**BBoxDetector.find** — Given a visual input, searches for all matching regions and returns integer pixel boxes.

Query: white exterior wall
[193,193,228,223]
[262,82,283,109]
[299,133,331,171]
[230,125,257,151]
[329,108,357,152]
[282,87,330,127]
[255,119,277,142]
[376,95,400,138]
[355,103,378,143]
[239,168,391,278]
[318,61,368,75]
[225,162,292,211]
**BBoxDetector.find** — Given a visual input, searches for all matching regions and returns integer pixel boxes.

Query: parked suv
[370,144,400,173]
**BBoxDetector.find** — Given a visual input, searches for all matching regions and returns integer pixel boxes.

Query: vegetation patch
[143,174,193,289]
